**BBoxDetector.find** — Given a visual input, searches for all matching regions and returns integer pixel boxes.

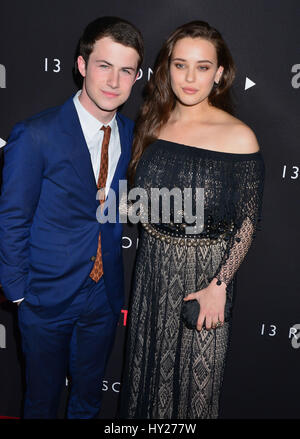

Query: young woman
[120,21,265,419]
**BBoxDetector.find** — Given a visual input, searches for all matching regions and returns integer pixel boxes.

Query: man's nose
[107,69,119,88]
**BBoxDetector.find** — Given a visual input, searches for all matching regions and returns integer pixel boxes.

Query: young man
[0,16,143,418]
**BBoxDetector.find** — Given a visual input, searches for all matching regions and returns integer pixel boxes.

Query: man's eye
[122,69,134,75]
[99,64,109,69]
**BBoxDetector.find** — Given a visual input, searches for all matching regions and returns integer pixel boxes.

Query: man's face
[77,36,139,121]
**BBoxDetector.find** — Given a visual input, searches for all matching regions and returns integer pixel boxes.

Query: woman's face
[169,37,224,108]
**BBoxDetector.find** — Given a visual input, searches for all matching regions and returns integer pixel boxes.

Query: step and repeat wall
[0,0,299,419]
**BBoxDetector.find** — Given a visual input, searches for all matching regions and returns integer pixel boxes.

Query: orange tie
[89,125,111,282]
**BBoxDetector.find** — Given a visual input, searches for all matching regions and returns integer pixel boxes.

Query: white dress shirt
[73,90,121,196]
[14,91,121,304]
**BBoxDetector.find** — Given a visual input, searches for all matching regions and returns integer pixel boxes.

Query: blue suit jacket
[0,96,133,316]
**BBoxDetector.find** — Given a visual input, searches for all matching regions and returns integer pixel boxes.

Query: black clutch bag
[181,299,200,330]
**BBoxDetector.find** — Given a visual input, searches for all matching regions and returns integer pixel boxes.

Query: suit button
[90,256,96,261]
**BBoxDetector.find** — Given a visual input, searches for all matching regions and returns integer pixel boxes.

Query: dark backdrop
[0,0,299,419]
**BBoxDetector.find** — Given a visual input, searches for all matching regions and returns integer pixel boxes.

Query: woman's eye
[175,63,185,69]
[198,66,209,71]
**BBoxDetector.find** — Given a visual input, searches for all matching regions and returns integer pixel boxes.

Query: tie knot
[101,125,111,135]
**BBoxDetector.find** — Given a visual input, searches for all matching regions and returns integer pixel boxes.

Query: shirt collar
[73,90,117,143]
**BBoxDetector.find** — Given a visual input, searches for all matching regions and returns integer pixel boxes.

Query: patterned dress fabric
[120,139,265,419]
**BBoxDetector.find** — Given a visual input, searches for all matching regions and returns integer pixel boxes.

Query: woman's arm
[184,153,265,330]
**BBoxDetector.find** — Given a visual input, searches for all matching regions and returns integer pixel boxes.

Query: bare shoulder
[212,109,260,153]
[221,114,260,153]
[228,121,260,153]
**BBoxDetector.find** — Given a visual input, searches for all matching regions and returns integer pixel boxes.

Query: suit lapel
[109,113,129,196]
[59,97,130,199]
[59,96,97,195]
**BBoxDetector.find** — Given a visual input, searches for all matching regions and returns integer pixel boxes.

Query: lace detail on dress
[213,157,265,286]
[120,139,265,419]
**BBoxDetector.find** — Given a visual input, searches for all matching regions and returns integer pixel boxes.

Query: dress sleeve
[213,154,265,287]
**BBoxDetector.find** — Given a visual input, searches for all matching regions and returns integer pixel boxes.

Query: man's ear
[133,68,141,84]
[77,56,87,78]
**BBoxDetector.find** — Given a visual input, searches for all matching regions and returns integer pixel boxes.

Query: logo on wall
[290,324,300,348]
[0,64,6,88]
[291,64,300,88]
[122,236,139,249]
[44,58,61,73]
[260,322,300,349]
[102,380,120,393]
[119,309,128,327]
[122,236,132,249]
[245,77,256,90]
[136,67,153,82]
[0,138,6,148]
[65,378,121,393]
[0,324,6,349]
[282,165,299,180]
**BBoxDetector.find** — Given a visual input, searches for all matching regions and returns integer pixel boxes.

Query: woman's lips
[182,87,198,94]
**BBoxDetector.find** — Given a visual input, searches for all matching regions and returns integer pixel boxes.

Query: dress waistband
[141,222,234,246]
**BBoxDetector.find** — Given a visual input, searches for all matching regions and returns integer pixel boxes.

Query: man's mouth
[101,90,119,98]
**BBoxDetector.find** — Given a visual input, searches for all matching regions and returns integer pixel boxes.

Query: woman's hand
[183,278,227,331]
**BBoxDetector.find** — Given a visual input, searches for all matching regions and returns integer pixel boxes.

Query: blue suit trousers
[18,276,119,419]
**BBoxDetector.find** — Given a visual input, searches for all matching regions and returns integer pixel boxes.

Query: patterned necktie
[89,125,111,282]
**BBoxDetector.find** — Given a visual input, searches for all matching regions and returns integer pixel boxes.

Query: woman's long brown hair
[127,21,236,187]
